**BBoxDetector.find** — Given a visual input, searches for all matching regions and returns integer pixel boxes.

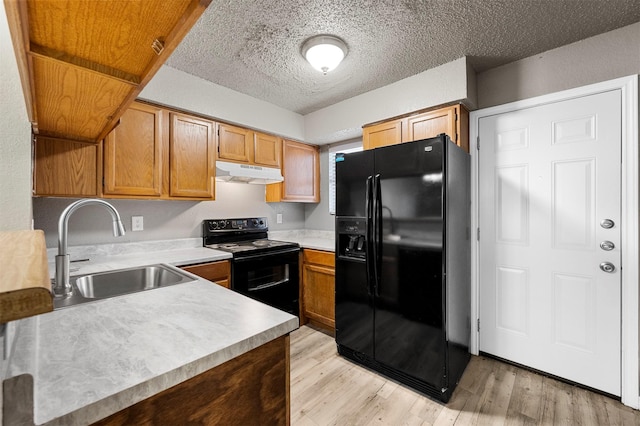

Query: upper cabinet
[5,0,211,143]
[266,139,320,203]
[33,103,216,201]
[253,132,281,168]
[169,113,215,199]
[217,124,281,168]
[33,136,100,197]
[103,102,163,197]
[362,104,469,152]
[362,119,403,150]
[217,123,252,163]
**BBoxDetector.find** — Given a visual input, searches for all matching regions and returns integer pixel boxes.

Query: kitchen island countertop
[4,241,298,425]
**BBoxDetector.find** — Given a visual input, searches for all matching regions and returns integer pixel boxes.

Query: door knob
[600,241,615,251]
[599,262,616,273]
[600,219,615,229]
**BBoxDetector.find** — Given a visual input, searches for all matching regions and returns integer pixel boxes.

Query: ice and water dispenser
[337,218,367,259]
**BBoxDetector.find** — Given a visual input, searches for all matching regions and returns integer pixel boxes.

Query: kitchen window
[328,141,362,214]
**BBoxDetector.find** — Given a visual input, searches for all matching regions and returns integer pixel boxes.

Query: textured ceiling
[166,0,640,115]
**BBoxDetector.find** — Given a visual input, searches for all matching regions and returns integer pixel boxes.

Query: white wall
[139,66,305,141]
[0,0,32,232]
[304,138,363,231]
[303,57,476,145]
[33,182,305,248]
[477,22,640,108]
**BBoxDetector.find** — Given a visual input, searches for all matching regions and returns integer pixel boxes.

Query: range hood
[215,161,284,184]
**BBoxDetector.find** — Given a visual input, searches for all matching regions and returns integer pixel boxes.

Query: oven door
[231,248,300,316]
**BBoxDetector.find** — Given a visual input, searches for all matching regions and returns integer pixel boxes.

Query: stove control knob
[219,220,226,229]
[259,219,264,226]
[252,219,258,227]
[210,222,219,230]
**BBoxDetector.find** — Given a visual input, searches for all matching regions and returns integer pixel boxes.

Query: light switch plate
[132,216,144,231]
[276,213,283,224]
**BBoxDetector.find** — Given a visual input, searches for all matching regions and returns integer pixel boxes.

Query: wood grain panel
[280,140,319,203]
[363,119,403,150]
[103,102,163,196]
[182,261,231,288]
[217,123,252,162]
[32,56,132,141]
[0,230,52,322]
[303,249,335,267]
[93,335,290,426]
[169,113,215,199]
[290,326,640,425]
[302,249,335,331]
[27,0,192,77]
[254,132,281,167]
[34,136,99,196]
[407,107,455,142]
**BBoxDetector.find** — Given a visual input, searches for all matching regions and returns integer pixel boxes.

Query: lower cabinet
[301,249,335,331]
[181,260,230,288]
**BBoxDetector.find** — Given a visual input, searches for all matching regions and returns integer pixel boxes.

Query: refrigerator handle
[365,175,373,296]
[372,174,382,297]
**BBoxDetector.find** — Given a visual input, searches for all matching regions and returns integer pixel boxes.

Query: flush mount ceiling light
[301,35,348,75]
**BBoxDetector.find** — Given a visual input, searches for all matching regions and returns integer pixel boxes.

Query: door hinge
[477,318,480,332]
[476,136,480,150]
[477,228,480,241]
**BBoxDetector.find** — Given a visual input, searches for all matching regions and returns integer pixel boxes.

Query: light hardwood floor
[290,325,640,425]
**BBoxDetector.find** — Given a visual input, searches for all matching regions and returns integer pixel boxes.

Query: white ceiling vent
[215,161,283,184]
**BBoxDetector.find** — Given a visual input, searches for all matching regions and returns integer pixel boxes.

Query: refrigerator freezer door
[335,150,374,217]
[335,150,375,358]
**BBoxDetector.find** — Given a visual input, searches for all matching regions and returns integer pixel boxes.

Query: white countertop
[269,229,335,252]
[46,238,232,279]
[4,240,298,425]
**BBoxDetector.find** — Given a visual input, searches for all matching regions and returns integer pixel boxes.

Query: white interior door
[478,89,622,395]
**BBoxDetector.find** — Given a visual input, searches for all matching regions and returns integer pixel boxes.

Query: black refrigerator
[335,134,470,402]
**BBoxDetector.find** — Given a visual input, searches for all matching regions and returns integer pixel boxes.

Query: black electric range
[202,218,300,316]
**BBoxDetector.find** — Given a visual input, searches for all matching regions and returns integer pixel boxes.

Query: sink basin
[54,264,197,309]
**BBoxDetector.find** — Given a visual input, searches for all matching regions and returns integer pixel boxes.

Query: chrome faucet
[54,199,126,298]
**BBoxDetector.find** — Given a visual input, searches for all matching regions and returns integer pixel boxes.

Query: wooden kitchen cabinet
[217,124,281,168]
[35,103,223,201]
[217,123,252,163]
[362,118,404,150]
[253,132,281,167]
[405,104,469,152]
[266,139,320,203]
[103,102,163,197]
[169,113,215,199]
[302,249,335,331]
[181,260,231,288]
[33,136,100,196]
[5,0,211,143]
[362,104,469,152]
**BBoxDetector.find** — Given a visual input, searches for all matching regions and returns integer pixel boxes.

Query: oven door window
[248,264,289,291]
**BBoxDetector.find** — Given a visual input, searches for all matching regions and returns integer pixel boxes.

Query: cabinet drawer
[303,249,335,267]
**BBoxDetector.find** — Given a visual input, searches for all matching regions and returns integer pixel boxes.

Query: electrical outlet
[132,216,144,231]
[276,213,283,224]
